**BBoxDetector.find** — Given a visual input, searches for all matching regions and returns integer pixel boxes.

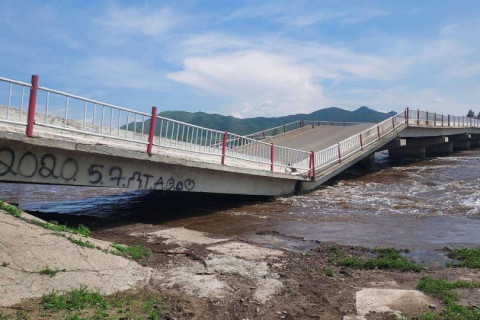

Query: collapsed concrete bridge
[0,75,479,196]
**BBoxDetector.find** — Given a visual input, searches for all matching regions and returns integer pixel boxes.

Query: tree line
[467,109,480,119]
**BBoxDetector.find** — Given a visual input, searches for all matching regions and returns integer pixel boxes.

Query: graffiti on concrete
[0,147,195,191]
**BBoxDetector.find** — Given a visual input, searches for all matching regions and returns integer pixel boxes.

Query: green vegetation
[28,219,91,237]
[447,247,480,268]
[39,267,65,277]
[417,277,480,319]
[66,236,97,249]
[111,243,151,260]
[328,247,422,272]
[36,288,166,319]
[129,106,395,137]
[0,200,22,217]
[323,268,334,277]
[42,286,106,311]
[1,200,91,237]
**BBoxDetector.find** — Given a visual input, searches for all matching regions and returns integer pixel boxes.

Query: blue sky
[1,0,479,118]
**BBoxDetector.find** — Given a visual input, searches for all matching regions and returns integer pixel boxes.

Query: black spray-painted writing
[0,147,196,191]
[0,148,78,181]
[88,164,195,191]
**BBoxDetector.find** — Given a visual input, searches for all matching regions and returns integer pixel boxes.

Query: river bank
[2,203,480,319]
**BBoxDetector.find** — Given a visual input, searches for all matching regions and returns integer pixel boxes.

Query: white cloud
[74,57,166,91]
[168,50,325,117]
[100,4,178,37]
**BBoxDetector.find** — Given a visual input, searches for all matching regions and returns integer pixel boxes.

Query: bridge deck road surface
[266,123,374,152]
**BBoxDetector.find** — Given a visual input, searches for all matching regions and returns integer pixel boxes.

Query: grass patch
[323,267,334,277]
[66,236,97,249]
[328,247,421,272]
[111,243,151,260]
[1,200,90,237]
[39,267,65,277]
[0,200,22,218]
[42,286,106,312]
[417,277,480,319]
[447,247,480,268]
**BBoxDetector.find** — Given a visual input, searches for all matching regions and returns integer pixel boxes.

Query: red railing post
[337,143,341,163]
[310,151,315,180]
[442,114,444,126]
[360,133,363,150]
[405,107,409,125]
[448,115,450,127]
[147,106,157,156]
[270,143,274,172]
[392,117,395,129]
[221,130,227,165]
[426,111,429,126]
[377,125,380,139]
[417,109,420,125]
[434,112,436,126]
[26,75,39,137]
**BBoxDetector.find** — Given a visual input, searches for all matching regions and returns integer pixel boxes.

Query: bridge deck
[265,123,374,152]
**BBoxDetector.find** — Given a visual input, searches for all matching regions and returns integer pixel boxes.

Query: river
[1,149,480,252]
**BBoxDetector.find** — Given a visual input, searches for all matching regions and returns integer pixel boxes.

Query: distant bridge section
[0,75,479,196]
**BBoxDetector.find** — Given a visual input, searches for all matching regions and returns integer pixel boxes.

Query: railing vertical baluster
[92,104,96,132]
[125,112,129,138]
[19,86,25,122]
[7,83,11,119]
[117,110,121,136]
[337,143,341,163]
[147,106,157,156]
[64,96,69,127]
[26,75,38,137]
[110,108,114,136]
[83,101,87,130]
[44,92,49,124]
[270,143,274,171]
[221,130,227,165]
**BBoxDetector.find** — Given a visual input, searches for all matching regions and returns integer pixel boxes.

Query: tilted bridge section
[0,75,479,196]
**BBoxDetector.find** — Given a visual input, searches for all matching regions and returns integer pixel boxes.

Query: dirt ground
[2,213,480,320]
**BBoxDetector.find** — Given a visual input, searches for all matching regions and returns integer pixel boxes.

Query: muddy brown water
[1,150,480,256]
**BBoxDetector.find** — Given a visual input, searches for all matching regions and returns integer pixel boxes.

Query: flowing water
[1,150,480,253]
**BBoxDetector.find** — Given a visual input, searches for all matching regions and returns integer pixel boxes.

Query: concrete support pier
[470,134,480,148]
[389,146,426,160]
[450,134,471,151]
[426,142,453,156]
[353,153,375,171]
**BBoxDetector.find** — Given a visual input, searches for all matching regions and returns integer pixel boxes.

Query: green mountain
[155,106,397,135]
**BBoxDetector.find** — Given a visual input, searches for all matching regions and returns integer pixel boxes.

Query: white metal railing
[152,115,311,172]
[2,75,480,181]
[312,108,480,174]
[35,85,151,144]
[0,75,311,175]
[246,119,363,141]
[0,77,31,125]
